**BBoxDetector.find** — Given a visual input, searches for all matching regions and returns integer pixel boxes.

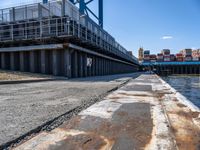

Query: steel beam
[79,0,85,14]
[99,0,103,27]
[43,0,48,4]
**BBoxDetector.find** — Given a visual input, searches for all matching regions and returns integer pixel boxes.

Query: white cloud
[161,36,173,40]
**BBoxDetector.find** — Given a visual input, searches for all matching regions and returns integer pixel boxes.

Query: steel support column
[52,50,59,76]
[83,53,87,77]
[10,52,15,70]
[19,52,25,72]
[1,53,6,69]
[41,50,47,74]
[30,51,36,73]
[79,53,84,77]
[72,50,78,78]
[64,49,72,78]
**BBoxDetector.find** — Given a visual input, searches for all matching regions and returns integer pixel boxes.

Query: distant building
[138,47,144,62]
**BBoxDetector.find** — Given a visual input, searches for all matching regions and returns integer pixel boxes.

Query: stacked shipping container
[176,53,184,62]
[143,50,150,62]
[140,48,200,62]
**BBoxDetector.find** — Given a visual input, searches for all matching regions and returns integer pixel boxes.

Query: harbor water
[162,75,200,108]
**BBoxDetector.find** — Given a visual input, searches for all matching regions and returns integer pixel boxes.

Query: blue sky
[2,0,200,56]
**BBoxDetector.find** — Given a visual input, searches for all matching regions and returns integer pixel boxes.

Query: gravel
[0,73,140,149]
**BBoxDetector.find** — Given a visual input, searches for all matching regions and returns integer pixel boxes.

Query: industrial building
[0,0,139,78]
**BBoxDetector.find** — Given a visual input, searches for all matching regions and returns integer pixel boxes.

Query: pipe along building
[0,0,139,78]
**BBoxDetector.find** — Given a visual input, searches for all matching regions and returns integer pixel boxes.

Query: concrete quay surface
[0,73,140,148]
[14,74,200,150]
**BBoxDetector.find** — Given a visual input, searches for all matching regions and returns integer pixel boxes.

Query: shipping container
[181,49,192,56]
[176,53,183,57]
[157,53,163,62]
[164,55,170,62]
[170,54,175,61]
[150,60,156,63]
[184,56,192,62]
[192,57,199,61]
[162,49,170,55]
[144,50,150,55]
[176,58,183,62]
[150,54,157,59]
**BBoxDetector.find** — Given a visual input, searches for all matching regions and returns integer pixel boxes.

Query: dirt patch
[0,70,53,81]
[108,96,122,99]
[60,103,153,150]
[177,103,187,108]
[177,111,200,119]
[50,133,111,150]
[173,131,200,150]
[168,110,200,150]
[173,98,178,102]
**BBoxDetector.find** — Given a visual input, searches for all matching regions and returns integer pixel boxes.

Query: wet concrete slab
[14,74,200,150]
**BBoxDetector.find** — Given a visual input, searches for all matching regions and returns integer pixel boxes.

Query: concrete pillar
[64,49,72,78]
[20,51,25,72]
[41,50,47,74]
[1,52,6,69]
[30,51,36,73]
[52,50,59,76]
